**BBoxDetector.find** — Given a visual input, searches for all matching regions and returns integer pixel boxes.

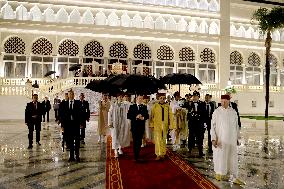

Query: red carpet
[106,137,218,189]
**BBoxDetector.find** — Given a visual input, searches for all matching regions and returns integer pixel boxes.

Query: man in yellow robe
[150,92,175,160]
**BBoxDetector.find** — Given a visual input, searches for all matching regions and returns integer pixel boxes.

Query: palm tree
[252,6,284,118]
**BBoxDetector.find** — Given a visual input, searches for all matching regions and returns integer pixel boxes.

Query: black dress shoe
[36,142,41,146]
[27,145,33,149]
[75,157,80,162]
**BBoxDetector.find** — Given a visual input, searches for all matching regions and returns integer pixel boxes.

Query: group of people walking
[25,90,90,162]
[25,89,245,185]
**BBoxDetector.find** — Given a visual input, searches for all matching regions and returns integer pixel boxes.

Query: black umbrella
[160,73,202,92]
[69,64,82,71]
[110,74,166,95]
[85,78,121,96]
[44,71,56,77]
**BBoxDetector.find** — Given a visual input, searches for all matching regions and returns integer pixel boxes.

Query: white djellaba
[210,105,245,185]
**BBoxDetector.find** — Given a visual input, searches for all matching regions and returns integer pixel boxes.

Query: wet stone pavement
[0,117,284,189]
[175,118,284,189]
[0,117,105,189]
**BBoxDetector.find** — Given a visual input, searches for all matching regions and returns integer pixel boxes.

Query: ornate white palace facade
[0,0,284,115]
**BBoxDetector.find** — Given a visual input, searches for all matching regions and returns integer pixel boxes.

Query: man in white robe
[108,93,131,158]
[211,94,245,185]
[170,91,181,151]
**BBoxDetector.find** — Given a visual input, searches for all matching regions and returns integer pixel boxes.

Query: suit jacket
[59,100,83,133]
[42,100,51,112]
[187,101,206,123]
[79,100,90,122]
[25,101,43,125]
[204,101,215,121]
[127,104,149,132]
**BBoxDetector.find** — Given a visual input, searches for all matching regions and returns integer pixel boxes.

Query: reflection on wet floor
[0,118,283,189]
[0,118,105,189]
[176,118,284,189]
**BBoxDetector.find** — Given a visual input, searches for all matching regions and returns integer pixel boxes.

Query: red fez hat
[221,95,230,100]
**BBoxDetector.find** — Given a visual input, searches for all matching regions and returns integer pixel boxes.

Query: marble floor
[0,117,283,189]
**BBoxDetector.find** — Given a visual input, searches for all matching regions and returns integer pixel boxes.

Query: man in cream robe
[150,93,175,160]
[108,94,131,158]
[211,94,245,185]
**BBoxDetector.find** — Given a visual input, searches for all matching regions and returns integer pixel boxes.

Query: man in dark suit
[42,97,51,122]
[127,95,149,162]
[79,93,90,144]
[186,91,206,157]
[59,90,83,162]
[25,94,43,149]
[204,94,215,154]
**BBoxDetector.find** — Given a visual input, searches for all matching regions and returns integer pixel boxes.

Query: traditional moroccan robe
[98,99,110,136]
[108,101,130,150]
[211,106,240,178]
[150,102,175,156]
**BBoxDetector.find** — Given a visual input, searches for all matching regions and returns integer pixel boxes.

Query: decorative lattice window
[269,54,278,68]
[84,41,104,57]
[4,36,25,54]
[248,52,261,66]
[58,39,79,56]
[200,48,215,63]
[179,47,195,61]
[230,51,243,65]
[32,38,53,55]
[109,42,128,58]
[133,43,152,59]
[157,45,174,60]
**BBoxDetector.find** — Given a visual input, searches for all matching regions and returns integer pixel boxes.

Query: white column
[260,67,264,85]
[0,54,4,77]
[219,0,230,89]
[27,55,32,78]
[277,68,281,86]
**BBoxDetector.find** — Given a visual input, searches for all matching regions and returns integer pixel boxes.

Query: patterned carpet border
[167,150,219,189]
[106,136,123,189]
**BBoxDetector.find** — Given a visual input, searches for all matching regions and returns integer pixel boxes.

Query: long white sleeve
[210,110,217,141]
[108,105,113,126]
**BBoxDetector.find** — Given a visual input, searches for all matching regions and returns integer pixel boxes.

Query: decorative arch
[166,17,177,31]
[132,14,143,28]
[230,51,243,65]
[133,43,152,60]
[121,12,131,27]
[200,48,215,63]
[269,54,278,68]
[32,37,53,55]
[1,3,15,19]
[155,16,166,30]
[230,24,237,36]
[179,47,195,62]
[188,0,198,9]
[4,36,25,54]
[29,5,42,21]
[199,0,209,10]
[157,45,174,60]
[82,9,94,24]
[43,7,55,22]
[144,15,154,29]
[209,21,219,34]
[69,9,81,23]
[248,52,261,66]
[56,8,69,23]
[58,39,79,56]
[84,40,104,57]
[237,26,246,38]
[177,17,187,32]
[245,27,254,38]
[109,42,128,58]
[199,20,208,33]
[16,4,28,20]
[209,0,219,12]
[108,12,119,27]
[188,19,199,33]
[95,11,106,25]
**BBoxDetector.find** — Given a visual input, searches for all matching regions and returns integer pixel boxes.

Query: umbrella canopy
[160,73,202,85]
[69,64,82,71]
[44,71,56,77]
[110,74,166,95]
[85,79,121,96]
[160,73,202,92]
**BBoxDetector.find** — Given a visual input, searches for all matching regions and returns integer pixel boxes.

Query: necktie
[34,102,37,110]
[70,101,73,110]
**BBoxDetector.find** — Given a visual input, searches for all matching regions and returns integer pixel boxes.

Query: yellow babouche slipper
[233,178,246,185]
[215,174,221,181]
[221,175,230,181]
